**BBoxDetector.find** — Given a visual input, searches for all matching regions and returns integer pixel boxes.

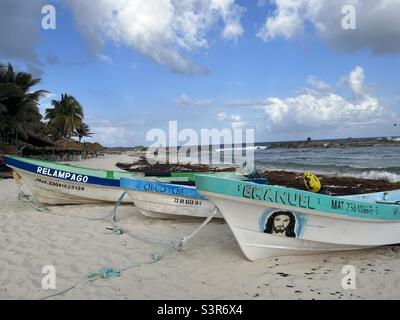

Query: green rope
[40,255,160,300]
[86,268,121,282]
[39,194,217,300]
[106,227,124,235]
[88,191,126,222]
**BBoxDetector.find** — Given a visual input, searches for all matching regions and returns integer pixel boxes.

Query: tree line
[0,62,92,146]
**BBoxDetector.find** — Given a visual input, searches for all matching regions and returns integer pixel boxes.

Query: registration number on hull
[34,177,85,191]
[173,197,202,206]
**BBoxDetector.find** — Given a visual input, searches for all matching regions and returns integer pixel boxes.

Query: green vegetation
[0,62,92,147]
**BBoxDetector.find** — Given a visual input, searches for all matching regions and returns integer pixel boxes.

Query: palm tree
[0,63,46,143]
[75,123,93,142]
[0,64,7,133]
[45,94,84,139]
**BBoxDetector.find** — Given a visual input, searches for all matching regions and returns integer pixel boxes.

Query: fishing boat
[4,155,204,205]
[120,175,268,219]
[120,174,227,219]
[195,174,400,261]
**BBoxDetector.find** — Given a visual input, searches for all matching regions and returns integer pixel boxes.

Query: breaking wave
[340,171,400,183]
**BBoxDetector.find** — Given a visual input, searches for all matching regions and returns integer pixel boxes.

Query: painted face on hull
[264,211,296,238]
[273,214,290,234]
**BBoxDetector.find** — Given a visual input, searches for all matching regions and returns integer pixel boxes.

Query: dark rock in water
[268,137,400,149]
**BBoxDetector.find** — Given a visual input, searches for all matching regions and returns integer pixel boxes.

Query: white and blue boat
[120,177,222,219]
[120,175,268,219]
[4,155,208,205]
[195,174,400,260]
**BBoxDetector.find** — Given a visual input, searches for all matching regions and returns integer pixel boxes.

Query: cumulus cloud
[257,0,304,41]
[88,126,136,147]
[260,66,387,132]
[63,0,244,74]
[257,0,400,54]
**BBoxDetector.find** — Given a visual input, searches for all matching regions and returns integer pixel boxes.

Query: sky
[1,0,400,147]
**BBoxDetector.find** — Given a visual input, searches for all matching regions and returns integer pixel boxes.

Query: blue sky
[1,0,400,146]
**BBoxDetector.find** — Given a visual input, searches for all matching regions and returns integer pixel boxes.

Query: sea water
[252,144,400,183]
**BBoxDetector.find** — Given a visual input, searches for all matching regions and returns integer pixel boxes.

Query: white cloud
[230,113,242,122]
[231,120,248,129]
[217,111,228,120]
[175,93,213,107]
[257,0,304,41]
[39,93,58,116]
[257,0,400,54]
[259,66,387,132]
[340,65,365,98]
[89,126,136,147]
[63,0,244,74]
[217,111,248,128]
[224,98,267,108]
[96,53,113,64]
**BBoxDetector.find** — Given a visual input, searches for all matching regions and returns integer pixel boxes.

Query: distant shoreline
[104,136,400,152]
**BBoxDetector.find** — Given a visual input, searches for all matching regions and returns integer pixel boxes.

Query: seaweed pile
[117,157,400,196]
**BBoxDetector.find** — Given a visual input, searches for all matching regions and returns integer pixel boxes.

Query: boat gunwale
[121,177,206,199]
[195,174,400,221]
[5,155,129,178]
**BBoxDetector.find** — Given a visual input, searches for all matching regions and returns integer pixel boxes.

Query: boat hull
[10,167,127,205]
[202,193,373,260]
[196,175,400,260]
[120,177,221,219]
[125,189,220,219]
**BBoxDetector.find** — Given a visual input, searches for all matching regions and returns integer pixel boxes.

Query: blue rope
[109,191,126,222]
[106,227,124,235]
[86,268,121,282]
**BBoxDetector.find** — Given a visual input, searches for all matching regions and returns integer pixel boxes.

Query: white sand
[1,154,400,300]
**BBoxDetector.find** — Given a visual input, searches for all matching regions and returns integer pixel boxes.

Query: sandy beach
[1,153,400,300]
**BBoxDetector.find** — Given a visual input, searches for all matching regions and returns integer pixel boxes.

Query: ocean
[252,145,400,183]
[211,137,400,183]
[156,137,400,182]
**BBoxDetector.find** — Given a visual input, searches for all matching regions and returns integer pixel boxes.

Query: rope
[39,206,219,300]
[173,207,219,251]
[88,191,127,221]
[40,252,161,300]
[17,191,49,213]
[12,171,50,213]
[15,188,51,214]
[11,175,218,299]
[40,282,81,300]
[86,268,121,281]
[376,200,400,205]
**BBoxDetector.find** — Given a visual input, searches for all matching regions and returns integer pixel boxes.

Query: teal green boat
[195,174,400,260]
